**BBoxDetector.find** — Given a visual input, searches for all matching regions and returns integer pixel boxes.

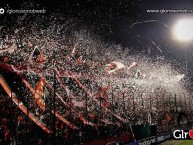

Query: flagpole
[133,94,135,111]
[169,94,171,111]
[175,94,177,112]
[69,91,72,117]
[163,94,165,109]
[111,92,114,124]
[86,95,88,125]
[149,94,152,125]
[123,91,125,112]
[180,95,182,108]
[189,97,191,111]
[127,94,136,142]
[184,94,186,106]
[150,94,152,111]
[141,93,144,108]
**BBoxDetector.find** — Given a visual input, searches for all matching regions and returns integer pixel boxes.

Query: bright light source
[173,18,193,42]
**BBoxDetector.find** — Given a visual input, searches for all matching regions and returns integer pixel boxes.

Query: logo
[0,8,4,14]
[189,130,193,139]
[173,130,193,140]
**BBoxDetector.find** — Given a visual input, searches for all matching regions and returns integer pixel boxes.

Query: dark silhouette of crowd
[0,93,135,145]
[1,89,193,145]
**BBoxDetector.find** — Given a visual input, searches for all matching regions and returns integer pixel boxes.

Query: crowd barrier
[125,131,171,145]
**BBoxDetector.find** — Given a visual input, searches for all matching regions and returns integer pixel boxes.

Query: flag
[77,56,83,65]
[71,45,76,55]
[105,61,125,74]
[36,52,45,64]
[0,43,17,54]
[35,78,45,98]
[176,74,184,81]
[97,85,110,107]
[165,113,171,121]
[34,78,45,109]
[128,62,137,70]
[135,69,146,78]
[30,48,45,64]
[100,85,110,99]
[3,57,9,63]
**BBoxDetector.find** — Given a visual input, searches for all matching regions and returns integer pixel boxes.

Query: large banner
[125,132,172,145]
[138,136,156,145]
[156,132,171,144]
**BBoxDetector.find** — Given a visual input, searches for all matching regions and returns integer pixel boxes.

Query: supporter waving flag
[105,61,125,74]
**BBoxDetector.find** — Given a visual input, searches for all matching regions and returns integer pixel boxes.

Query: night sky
[1,0,193,88]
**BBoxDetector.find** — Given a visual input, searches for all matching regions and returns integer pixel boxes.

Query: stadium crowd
[0,89,193,145]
